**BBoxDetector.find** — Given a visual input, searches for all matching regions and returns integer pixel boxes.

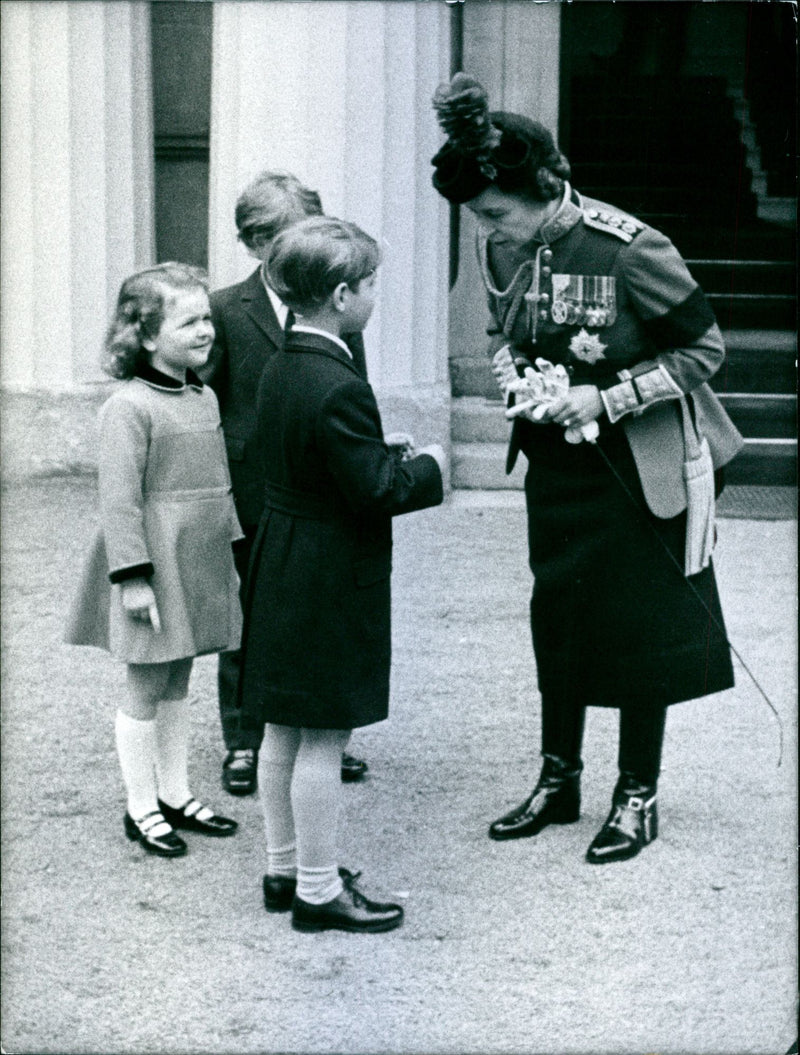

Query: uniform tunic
[482,184,738,709]
[238,331,443,732]
[65,366,243,664]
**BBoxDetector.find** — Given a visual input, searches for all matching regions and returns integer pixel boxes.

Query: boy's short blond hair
[235,170,323,250]
[266,217,381,313]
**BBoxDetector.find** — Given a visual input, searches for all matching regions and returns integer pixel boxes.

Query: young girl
[66,263,242,857]
[237,217,445,932]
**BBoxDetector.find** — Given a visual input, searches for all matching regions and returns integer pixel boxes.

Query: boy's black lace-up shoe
[291,870,403,933]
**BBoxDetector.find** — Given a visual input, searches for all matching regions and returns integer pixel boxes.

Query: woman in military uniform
[431,74,743,863]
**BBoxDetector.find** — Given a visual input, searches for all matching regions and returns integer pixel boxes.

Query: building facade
[1,1,795,484]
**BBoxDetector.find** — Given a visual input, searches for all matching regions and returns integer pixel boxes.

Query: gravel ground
[1,478,796,1055]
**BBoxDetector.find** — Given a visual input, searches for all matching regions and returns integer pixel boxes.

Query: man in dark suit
[203,171,369,795]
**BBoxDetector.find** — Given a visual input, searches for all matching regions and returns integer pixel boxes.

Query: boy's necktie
[283,309,295,333]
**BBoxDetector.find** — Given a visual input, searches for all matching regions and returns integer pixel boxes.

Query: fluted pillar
[208,1,452,452]
[0,1,154,476]
[449,3,562,372]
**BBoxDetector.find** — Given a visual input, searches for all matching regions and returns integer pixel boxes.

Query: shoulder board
[583,206,643,244]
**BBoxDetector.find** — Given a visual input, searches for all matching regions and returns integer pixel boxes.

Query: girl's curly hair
[103,262,209,380]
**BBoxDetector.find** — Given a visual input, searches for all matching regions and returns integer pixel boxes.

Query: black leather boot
[586,773,658,864]
[488,754,582,841]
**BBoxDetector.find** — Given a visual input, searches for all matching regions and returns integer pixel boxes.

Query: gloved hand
[491,345,520,401]
[504,358,600,444]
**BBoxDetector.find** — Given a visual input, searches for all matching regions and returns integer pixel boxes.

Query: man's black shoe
[341,752,368,783]
[222,749,257,796]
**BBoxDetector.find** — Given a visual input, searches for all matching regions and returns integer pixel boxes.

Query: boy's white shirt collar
[259,266,289,328]
[290,324,352,358]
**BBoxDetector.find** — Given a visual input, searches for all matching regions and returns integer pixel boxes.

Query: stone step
[720,394,797,439]
[687,260,796,296]
[451,437,797,490]
[580,186,758,218]
[708,293,796,331]
[645,223,796,261]
[713,330,797,394]
[452,395,797,444]
[572,162,745,188]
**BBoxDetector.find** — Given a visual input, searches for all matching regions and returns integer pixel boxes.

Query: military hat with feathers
[431,73,570,204]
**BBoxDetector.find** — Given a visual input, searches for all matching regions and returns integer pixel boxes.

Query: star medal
[569,328,608,364]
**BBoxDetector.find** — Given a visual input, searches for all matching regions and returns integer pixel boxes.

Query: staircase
[451,75,797,490]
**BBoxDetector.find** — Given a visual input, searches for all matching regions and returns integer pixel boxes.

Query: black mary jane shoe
[586,778,658,865]
[124,810,187,857]
[291,869,403,934]
[158,797,238,837]
[489,754,582,841]
[341,752,369,783]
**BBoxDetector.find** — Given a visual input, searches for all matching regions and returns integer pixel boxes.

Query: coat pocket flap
[354,552,392,587]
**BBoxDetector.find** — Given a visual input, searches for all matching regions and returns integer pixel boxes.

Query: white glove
[504,359,600,444]
[491,345,520,401]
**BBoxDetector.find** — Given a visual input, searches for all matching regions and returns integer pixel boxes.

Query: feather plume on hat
[432,73,502,179]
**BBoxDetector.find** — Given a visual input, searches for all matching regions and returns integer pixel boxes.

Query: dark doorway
[559,1,797,486]
[150,1,213,269]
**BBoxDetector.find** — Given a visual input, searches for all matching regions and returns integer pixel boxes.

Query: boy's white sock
[296,864,343,905]
[258,731,299,852]
[154,698,192,808]
[115,710,159,820]
[266,842,297,879]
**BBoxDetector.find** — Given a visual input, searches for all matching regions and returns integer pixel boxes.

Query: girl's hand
[120,578,162,632]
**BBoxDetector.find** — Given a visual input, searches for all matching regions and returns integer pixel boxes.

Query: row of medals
[525,249,618,329]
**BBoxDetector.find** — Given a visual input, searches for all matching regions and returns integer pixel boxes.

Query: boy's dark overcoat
[202,268,369,742]
[238,331,443,731]
[204,267,368,530]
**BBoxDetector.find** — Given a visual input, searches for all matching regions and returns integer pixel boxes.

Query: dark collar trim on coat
[134,361,205,391]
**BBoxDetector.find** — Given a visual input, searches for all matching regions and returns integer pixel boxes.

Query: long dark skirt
[522,420,734,710]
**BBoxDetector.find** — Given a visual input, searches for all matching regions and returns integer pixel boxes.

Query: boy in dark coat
[203,171,369,793]
[238,216,444,933]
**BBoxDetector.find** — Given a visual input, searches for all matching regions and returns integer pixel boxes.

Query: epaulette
[583,206,643,244]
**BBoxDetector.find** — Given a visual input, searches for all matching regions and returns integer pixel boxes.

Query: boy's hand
[417,443,446,474]
[120,578,162,632]
[385,432,416,461]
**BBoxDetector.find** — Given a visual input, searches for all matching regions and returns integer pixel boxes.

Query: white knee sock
[258,729,299,868]
[154,698,192,809]
[115,710,159,820]
[266,842,298,879]
[291,729,348,904]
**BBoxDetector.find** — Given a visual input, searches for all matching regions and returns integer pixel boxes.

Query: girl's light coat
[65,373,243,664]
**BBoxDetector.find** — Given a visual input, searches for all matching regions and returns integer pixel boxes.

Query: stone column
[0,0,154,478]
[208,1,452,455]
[449,3,562,381]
